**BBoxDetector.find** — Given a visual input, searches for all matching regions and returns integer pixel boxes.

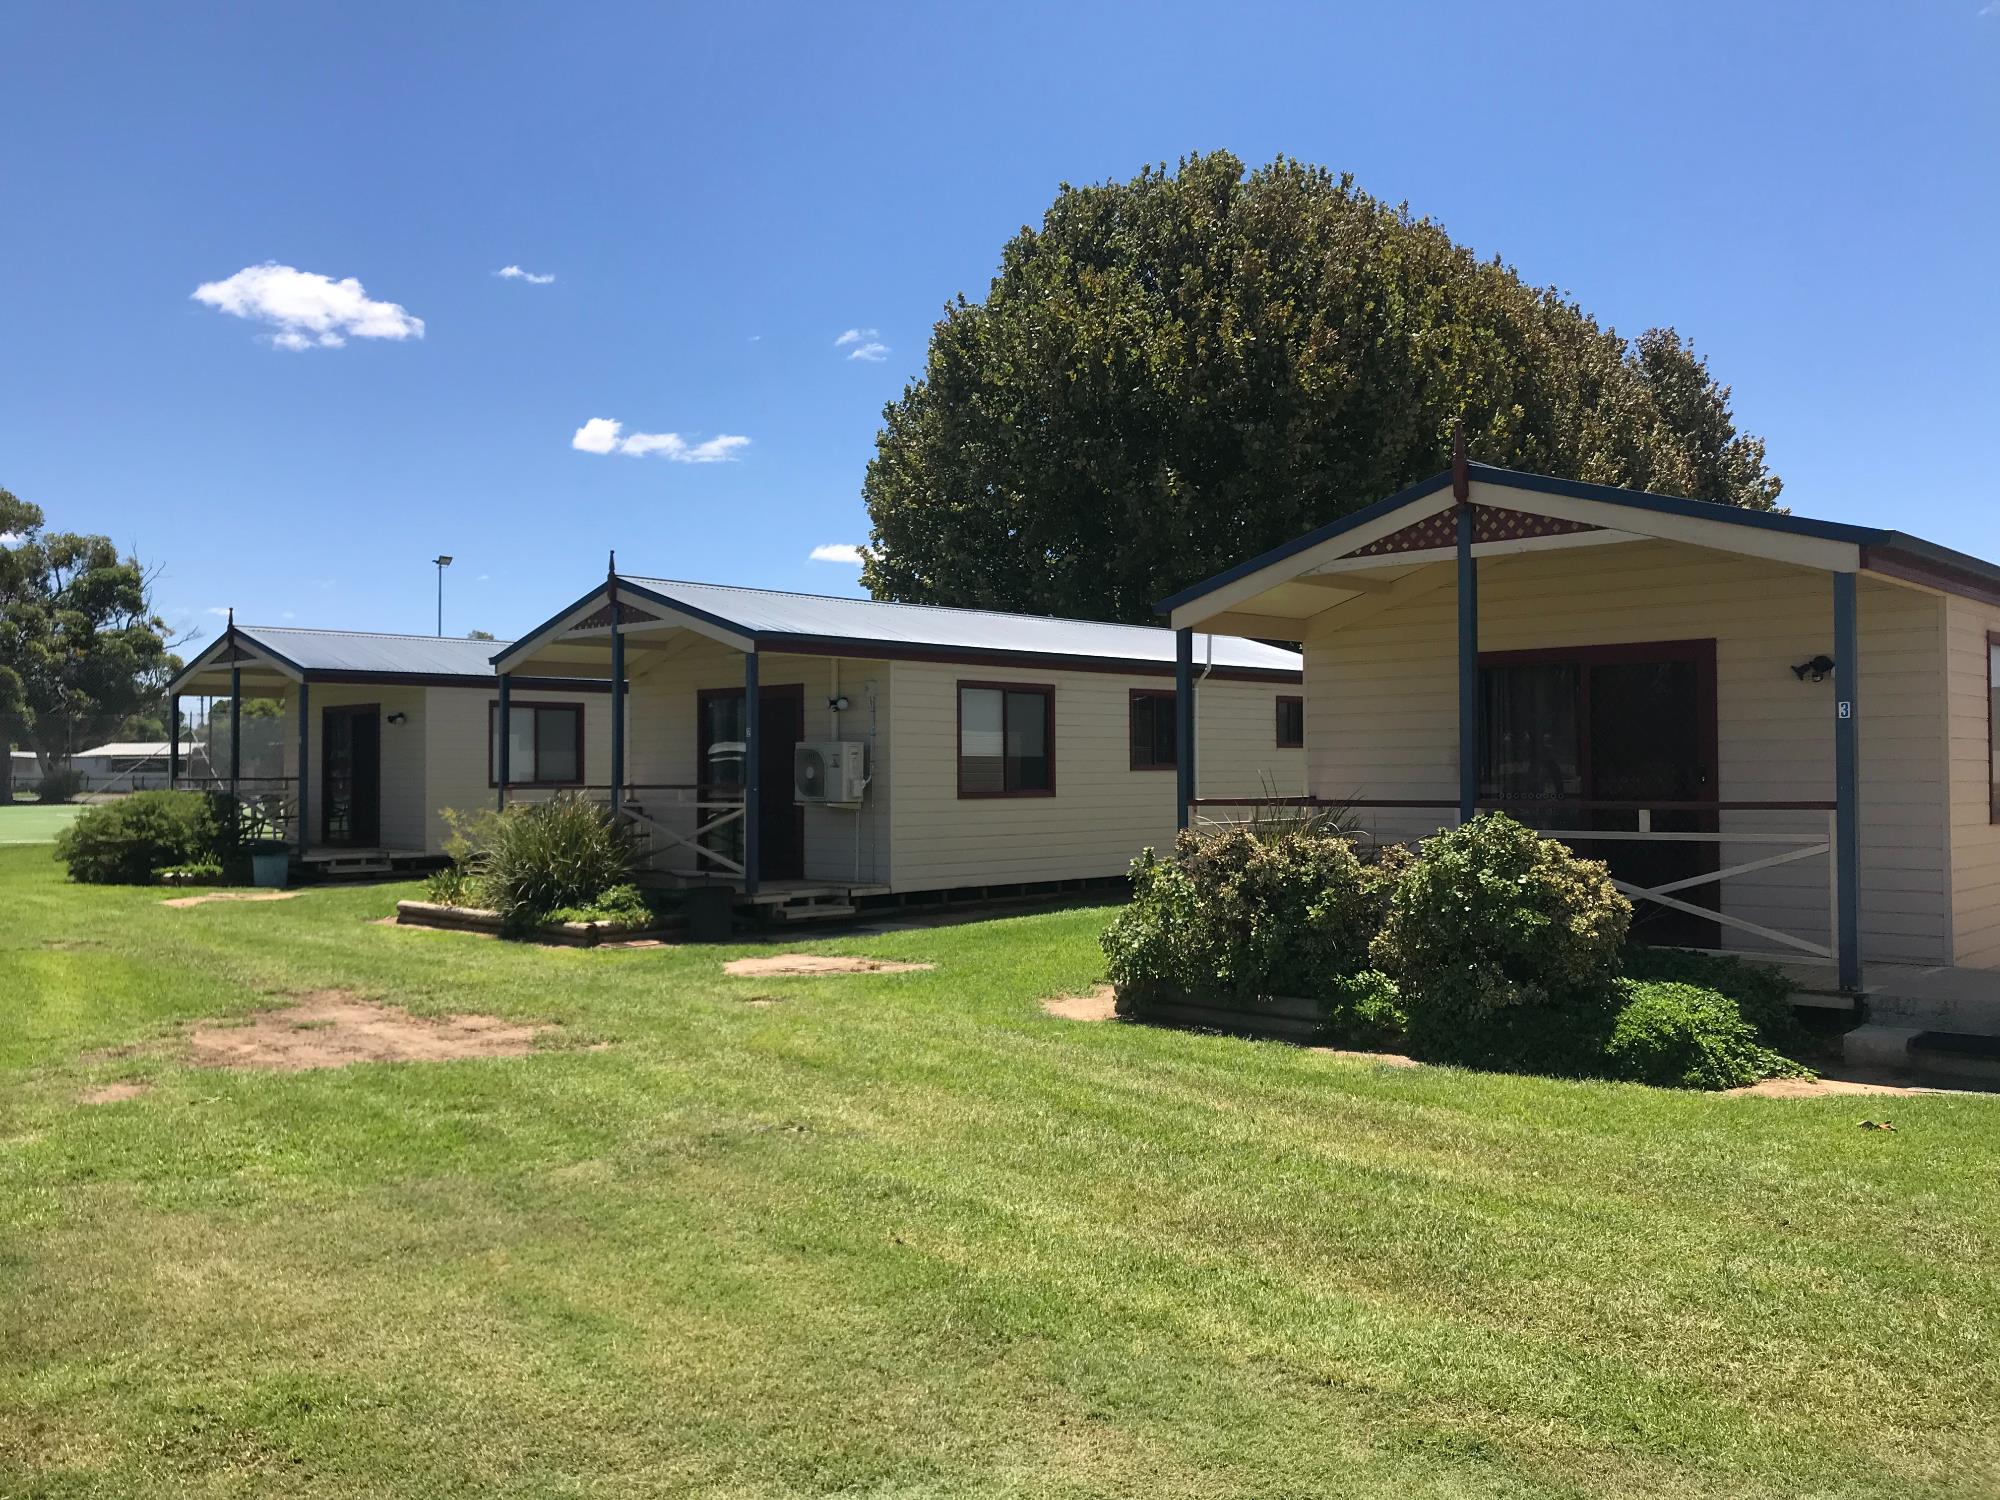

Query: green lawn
[0,802,82,844]
[3,847,1996,1498]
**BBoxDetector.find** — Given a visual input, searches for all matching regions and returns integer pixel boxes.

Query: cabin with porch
[167,624,612,875]
[491,576,1304,918]
[1158,458,2000,996]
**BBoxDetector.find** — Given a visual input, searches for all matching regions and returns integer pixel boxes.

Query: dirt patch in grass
[1041,985,1120,1022]
[78,1081,151,1105]
[162,891,300,909]
[723,954,934,978]
[1310,1045,1422,1069]
[186,991,548,1072]
[1727,1074,1951,1099]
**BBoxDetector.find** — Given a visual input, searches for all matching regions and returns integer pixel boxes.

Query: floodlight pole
[433,555,454,636]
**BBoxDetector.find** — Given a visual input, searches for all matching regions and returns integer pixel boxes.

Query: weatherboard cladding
[611,576,1301,674]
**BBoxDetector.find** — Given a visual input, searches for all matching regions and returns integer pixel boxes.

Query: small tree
[0,486,179,777]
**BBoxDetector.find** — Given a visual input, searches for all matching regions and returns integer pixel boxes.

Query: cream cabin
[1159,459,2000,990]
[167,625,613,875]
[492,578,1303,912]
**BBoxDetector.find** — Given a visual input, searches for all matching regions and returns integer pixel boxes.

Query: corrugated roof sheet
[616,577,1302,672]
[239,627,514,678]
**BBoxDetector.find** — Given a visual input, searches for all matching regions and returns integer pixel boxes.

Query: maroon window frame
[1275,695,1304,749]
[956,680,1056,798]
[1129,689,1176,771]
[1988,632,2000,824]
[488,700,586,787]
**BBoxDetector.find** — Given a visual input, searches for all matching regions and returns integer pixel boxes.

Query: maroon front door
[1479,641,1719,947]
[696,683,806,881]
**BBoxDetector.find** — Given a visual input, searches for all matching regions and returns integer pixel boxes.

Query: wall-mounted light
[386,711,408,726]
[1791,655,1836,683]
[827,695,851,712]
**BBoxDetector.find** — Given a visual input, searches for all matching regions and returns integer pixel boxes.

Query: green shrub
[1373,814,1631,1068]
[1103,823,1390,1005]
[545,883,654,929]
[472,794,635,929]
[1620,945,1803,1052]
[1321,970,1406,1049]
[36,767,84,804]
[54,790,228,884]
[1604,981,1812,1090]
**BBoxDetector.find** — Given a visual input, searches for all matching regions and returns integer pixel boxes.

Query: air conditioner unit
[794,741,867,805]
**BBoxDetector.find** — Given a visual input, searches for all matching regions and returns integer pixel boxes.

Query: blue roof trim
[1154,463,1900,617]
[616,577,763,642]
[490,582,612,670]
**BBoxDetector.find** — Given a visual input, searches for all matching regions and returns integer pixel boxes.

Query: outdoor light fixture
[828,695,852,711]
[385,712,408,726]
[1791,654,1837,683]
[432,554,454,637]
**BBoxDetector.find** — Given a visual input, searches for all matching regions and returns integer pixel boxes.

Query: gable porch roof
[1157,463,2000,634]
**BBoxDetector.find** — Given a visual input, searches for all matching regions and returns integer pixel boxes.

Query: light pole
[432,555,453,637]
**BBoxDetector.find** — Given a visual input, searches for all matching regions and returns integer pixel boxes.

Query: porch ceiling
[1164,469,1881,633]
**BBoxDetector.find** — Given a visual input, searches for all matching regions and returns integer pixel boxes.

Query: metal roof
[1156,462,2000,615]
[75,742,177,759]
[190,626,516,683]
[610,576,1303,673]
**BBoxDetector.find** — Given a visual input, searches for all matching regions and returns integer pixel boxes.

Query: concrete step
[1865,990,2000,1031]
[1843,1023,2000,1088]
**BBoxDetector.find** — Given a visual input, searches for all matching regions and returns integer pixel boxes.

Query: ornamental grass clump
[1372,813,1632,1071]
[465,794,635,931]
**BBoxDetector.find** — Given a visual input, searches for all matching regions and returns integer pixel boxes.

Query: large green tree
[0,487,178,779]
[861,153,1780,623]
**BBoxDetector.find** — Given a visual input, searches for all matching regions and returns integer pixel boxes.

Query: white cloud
[572,417,749,463]
[191,263,424,350]
[572,417,624,454]
[834,327,877,347]
[847,341,889,362]
[496,264,555,284]
[0,532,21,547]
[205,606,231,618]
[809,544,864,565]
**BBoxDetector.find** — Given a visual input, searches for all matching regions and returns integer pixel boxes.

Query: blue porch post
[168,697,181,789]
[1175,627,1195,830]
[296,682,311,850]
[609,613,626,819]
[1833,571,1862,992]
[1456,502,1479,824]
[743,648,761,895]
[495,673,511,811]
[229,665,241,800]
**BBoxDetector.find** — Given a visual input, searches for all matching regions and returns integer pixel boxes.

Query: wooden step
[774,902,856,921]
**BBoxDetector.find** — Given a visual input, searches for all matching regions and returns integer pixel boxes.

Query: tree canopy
[861,152,1781,623]
[0,487,178,770]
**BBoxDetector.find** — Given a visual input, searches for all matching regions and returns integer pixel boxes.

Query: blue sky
[2,1,1994,647]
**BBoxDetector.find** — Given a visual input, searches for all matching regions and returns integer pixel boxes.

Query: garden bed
[394,899,681,947]
[1115,982,1331,1043]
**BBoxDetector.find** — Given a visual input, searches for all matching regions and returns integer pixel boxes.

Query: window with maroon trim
[1988,634,2000,824]
[1129,690,1176,770]
[1275,695,1304,749]
[488,702,584,786]
[958,683,1054,797]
